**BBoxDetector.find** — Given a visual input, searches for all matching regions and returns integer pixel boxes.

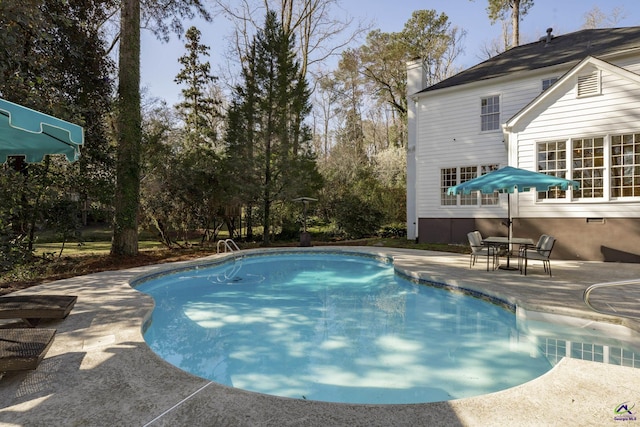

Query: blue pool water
[135,251,639,404]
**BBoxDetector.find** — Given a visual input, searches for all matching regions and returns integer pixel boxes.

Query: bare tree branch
[211,0,369,82]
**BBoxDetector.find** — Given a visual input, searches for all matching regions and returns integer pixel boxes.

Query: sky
[140,0,640,107]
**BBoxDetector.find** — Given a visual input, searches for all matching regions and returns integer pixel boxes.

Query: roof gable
[419,27,640,94]
[504,56,640,132]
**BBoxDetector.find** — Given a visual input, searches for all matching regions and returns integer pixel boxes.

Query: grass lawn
[35,240,167,257]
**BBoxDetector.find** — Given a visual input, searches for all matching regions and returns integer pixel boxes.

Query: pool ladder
[217,238,240,254]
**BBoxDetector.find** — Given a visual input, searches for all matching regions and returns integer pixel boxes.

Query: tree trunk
[111,0,142,256]
[246,205,253,240]
[511,0,520,48]
[263,138,271,246]
[262,198,270,246]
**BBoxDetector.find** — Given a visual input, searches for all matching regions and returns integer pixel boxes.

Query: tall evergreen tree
[170,26,226,242]
[174,26,220,144]
[485,0,534,48]
[225,11,321,245]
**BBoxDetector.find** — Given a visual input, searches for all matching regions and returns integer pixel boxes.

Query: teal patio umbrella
[0,98,84,163]
[447,166,580,250]
[447,166,579,197]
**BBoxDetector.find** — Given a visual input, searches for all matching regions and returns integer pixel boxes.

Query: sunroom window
[537,141,568,199]
[572,137,604,198]
[537,134,640,202]
[611,133,640,198]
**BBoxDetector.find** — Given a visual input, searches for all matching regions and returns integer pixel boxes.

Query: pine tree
[224,11,321,245]
[170,26,225,240]
[486,0,534,48]
[175,26,220,146]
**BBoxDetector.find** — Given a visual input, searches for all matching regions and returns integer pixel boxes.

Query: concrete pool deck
[1,246,640,426]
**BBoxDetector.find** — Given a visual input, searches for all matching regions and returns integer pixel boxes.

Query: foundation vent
[586,217,605,224]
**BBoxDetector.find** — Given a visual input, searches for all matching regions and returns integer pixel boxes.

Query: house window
[537,141,568,199]
[460,166,478,205]
[537,134,640,202]
[441,168,457,205]
[542,77,558,91]
[573,137,604,198]
[481,95,500,131]
[480,164,500,205]
[611,133,640,198]
[441,165,500,206]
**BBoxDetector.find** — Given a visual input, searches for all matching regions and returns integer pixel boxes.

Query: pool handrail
[583,278,640,320]
[217,239,240,253]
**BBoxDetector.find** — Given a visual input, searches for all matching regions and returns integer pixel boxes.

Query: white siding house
[407,27,640,262]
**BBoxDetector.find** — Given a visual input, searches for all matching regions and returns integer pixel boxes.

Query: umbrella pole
[498,192,518,270]
[507,193,512,268]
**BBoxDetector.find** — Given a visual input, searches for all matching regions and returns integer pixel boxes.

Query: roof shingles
[420,27,640,93]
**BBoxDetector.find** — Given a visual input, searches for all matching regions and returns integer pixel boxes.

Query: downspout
[406,58,425,242]
[501,123,514,166]
[411,96,419,242]
[502,123,518,224]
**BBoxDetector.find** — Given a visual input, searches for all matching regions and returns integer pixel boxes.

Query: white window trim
[535,139,572,203]
[608,133,640,202]
[535,133,640,204]
[569,136,606,202]
[442,164,500,206]
[480,94,501,133]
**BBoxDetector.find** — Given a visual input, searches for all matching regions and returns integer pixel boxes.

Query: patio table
[482,236,534,270]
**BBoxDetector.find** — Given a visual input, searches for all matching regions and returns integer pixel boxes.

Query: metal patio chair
[468,231,497,271]
[521,235,556,276]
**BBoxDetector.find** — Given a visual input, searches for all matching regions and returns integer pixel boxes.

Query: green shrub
[334,195,384,239]
[378,223,407,238]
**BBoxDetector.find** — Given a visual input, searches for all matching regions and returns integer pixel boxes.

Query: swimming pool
[136,251,561,404]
